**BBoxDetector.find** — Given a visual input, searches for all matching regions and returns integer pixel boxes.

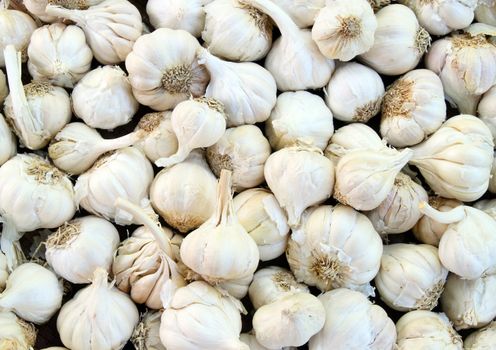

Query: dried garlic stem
[419,201,466,224]
[214,169,235,226]
[98,131,144,153]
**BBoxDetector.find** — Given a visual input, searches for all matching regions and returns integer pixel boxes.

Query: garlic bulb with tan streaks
[0,113,16,166]
[134,112,178,163]
[0,311,37,349]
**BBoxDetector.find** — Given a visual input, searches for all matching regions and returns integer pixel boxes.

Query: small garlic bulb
[202,0,273,61]
[207,125,271,191]
[198,49,277,127]
[309,288,396,350]
[131,310,165,350]
[45,216,120,284]
[396,311,463,349]
[264,145,335,227]
[325,62,384,123]
[409,115,494,202]
[380,69,446,147]
[0,311,37,349]
[0,263,63,324]
[126,28,209,111]
[312,0,377,61]
[0,69,7,104]
[27,23,93,88]
[265,91,334,151]
[464,321,496,349]
[134,112,178,163]
[241,332,297,350]
[57,268,139,350]
[476,0,496,25]
[478,84,496,142]
[244,0,334,91]
[150,151,217,233]
[271,0,324,28]
[360,4,431,75]
[0,113,16,166]
[0,252,7,291]
[75,147,154,225]
[233,189,290,261]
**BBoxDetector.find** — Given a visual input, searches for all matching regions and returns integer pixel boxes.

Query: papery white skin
[208,125,271,191]
[478,85,496,142]
[476,0,496,25]
[380,69,446,147]
[312,0,377,61]
[45,0,143,64]
[241,332,297,350]
[0,311,37,349]
[474,198,496,220]
[287,204,382,294]
[325,62,384,123]
[266,91,334,151]
[244,0,334,91]
[27,23,93,88]
[309,288,396,350]
[410,115,494,201]
[131,310,165,350]
[46,216,120,284]
[150,151,217,233]
[23,0,104,22]
[233,189,290,261]
[0,113,16,166]
[271,0,324,27]
[134,112,178,163]
[202,0,272,61]
[0,252,7,291]
[198,49,277,126]
[75,147,154,226]
[0,263,63,324]
[0,69,7,104]
[396,311,463,350]
[360,4,431,75]
[264,145,335,227]
[57,268,139,350]
[464,321,496,349]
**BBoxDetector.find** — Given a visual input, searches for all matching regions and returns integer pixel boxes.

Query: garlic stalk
[478,84,496,142]
[271,0,324,28]
[243,0,334,91]
[476,0,496,25]
[0,113,16,166]
[134,112,178,163]
[131,310,165,350]
[3,45,71,150]
[0,311,37,349]
[464,321,496,349]
[49,122,145,175]
[0,69,7,104]
[0,252,7,291]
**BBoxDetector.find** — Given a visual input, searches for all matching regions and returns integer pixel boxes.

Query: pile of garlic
[3,0,496,348]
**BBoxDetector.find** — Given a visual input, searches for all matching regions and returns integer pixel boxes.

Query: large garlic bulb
[134,112,178,163]
[271,0,324,28]
[0,311,37,349]
[0,69,7,104]
[0,113,16,166]
[464,321,496,349]
[476,0,496,25]
[131,310,165,350]
[478,84,496,142]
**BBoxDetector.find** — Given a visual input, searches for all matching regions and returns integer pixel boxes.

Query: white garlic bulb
[474,198,496,220]
[0,252,7,291]
[75,147,154,225]
[396,311,463,349]
[271,0,324,28]
[24,0,104,23]
[45,0,142,64]
[312,0,377,61]
[464,321,496,349]
[241,332,297,350]
[244,0,334,91]
[207,125,271,191]
[309,288,396,350]
[45,216,120,284]
[0,113,16,166]
[150,151,217,233]
[476,0,496,25]
[198,49,277,127]
[126,28,208,111]
[360,4,431,75]
[0,69,7,104]
[27,23,93,88]
[233,189,290,261]
[0,263,63,324]
[478,84,496,142]
[380,69,446,147]
[0,311,37,349]
[202,0,272,61]
[57,268,139,350]
[264,145,335,227]
[287,204,382,295]
[410,115,494,202]
[3,45,71,150]
[325,62,384,123]
[265,91,334,151]
[253,292,326,349]
[134,112,178,163]
[131,310,165,350]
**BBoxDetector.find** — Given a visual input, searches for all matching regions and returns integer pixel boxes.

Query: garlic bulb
[131,310,165,350]
[233,189,290,261]
[410,115,494,201]
[360,4,431,75]
[0,263,63,324]
[45,0,142,64]
[380,69,446,147]
[312,0,377,61]
[134,112,178,163]
[202,0,273,61]
[474,198,496,220]
[244,0,334,91]
[464,321,496,349]
[57,268,139,350]
[75,147,154,225]
[198,49,277,126]
[252,292,325,349]
[271,0,324,28]
[265,91,334,151]
[155,98,226,168]
[0,113,16,166]
[45,216,120,284]
[241,332,297,350]
[180,170,259,283]
[309,288,396,350]
[207,125,271,191]
[325,62,384,123]
[476,0,496,25]
[160,281,248,350]
[151,151,217,233]
[334,148,413,211]
[0,252,7,291]
[3,45,71,150]
[0,311,37,349]
[24,0,104,23]
[126,28,209,111]
[0,69,7,104]
[264,145,335,227]
[27,23,93,88]
[478,85,496,142]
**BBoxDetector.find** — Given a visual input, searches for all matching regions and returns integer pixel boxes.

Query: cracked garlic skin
[132,310,165,350]
[287,205,382,294]
[464,321,496,349]
[0,113,16,166]
[134,112,178,163]
[271,0,324,28]
[0,311,37,349]
[0,7,37,68]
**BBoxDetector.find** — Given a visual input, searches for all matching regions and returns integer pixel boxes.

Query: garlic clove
[464,321,496,349]
[0,7,37,68]
[271,0,325,28]
[0,311,37,349]
[0,113,16,166]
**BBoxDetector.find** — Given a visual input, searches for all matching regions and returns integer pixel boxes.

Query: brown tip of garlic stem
[415,27,431,55]
[46,220,81,248]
